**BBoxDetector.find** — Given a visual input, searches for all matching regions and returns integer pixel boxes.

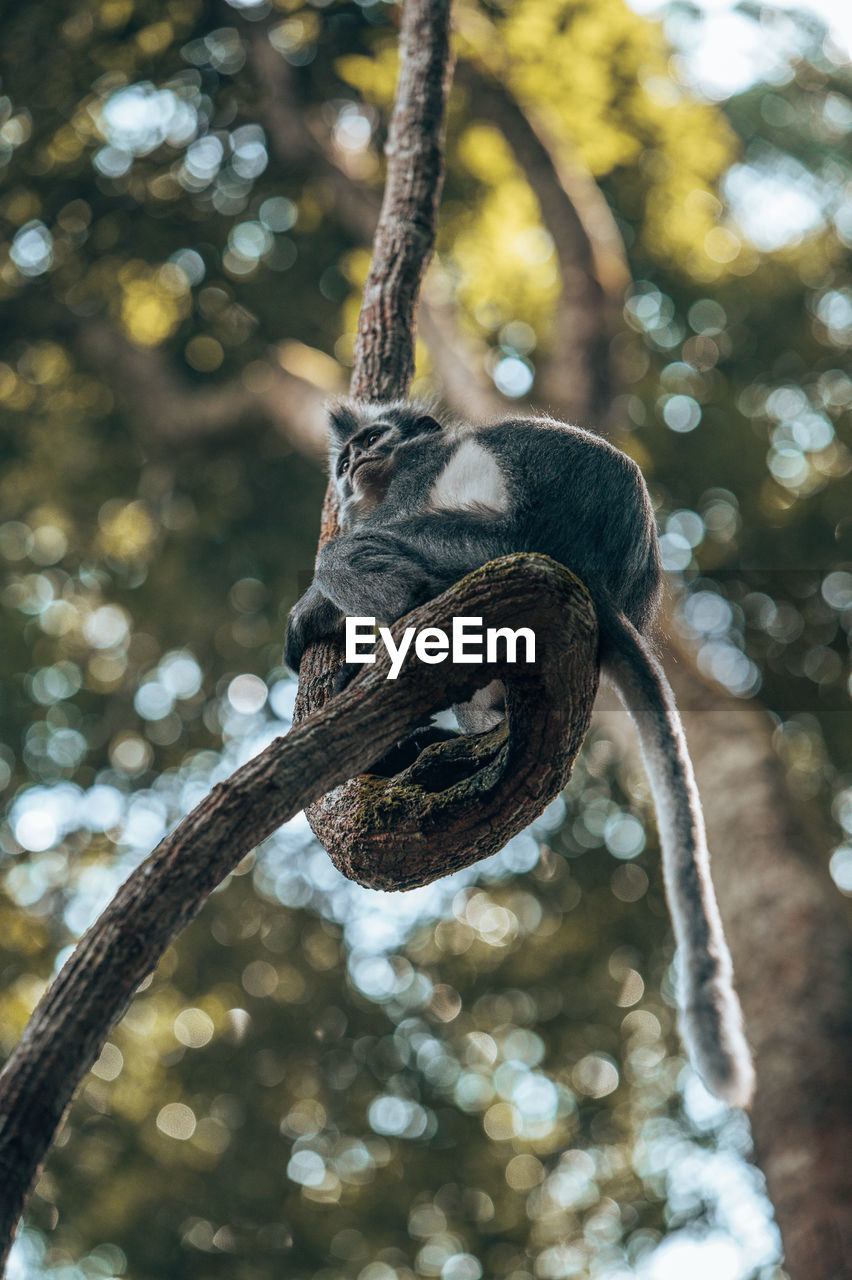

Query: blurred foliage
[0,0,850,1277]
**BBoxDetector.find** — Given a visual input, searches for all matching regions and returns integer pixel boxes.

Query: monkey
[286,400,755,1108]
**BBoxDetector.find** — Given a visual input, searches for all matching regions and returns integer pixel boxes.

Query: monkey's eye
[367,430,382,446]
[340,459,350,473]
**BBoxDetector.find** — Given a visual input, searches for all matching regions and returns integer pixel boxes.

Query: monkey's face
[333,420,400,525]
[328,403,444,529]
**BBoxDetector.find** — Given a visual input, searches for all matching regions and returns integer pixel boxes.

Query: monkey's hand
[284,583,344,672]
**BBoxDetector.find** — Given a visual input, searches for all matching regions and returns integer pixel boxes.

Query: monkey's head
[328,401,442,528]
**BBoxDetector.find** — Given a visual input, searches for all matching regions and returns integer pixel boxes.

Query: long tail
[600,607,755,1107]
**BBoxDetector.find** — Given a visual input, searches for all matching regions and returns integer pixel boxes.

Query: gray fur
[286,401,754,1107]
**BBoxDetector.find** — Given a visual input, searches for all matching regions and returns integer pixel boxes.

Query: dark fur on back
[318,402,662,640]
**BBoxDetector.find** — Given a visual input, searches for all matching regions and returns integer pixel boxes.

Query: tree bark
[348,0,454,404]
[292,0,504,878]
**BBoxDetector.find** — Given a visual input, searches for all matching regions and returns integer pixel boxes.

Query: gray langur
[286,401,755,1107]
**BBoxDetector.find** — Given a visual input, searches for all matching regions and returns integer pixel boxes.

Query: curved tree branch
[0,558,597,1269]
[306,558,598,889]
[2,4,571,1263]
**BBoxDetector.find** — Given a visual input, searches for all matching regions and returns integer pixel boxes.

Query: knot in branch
[294,554,599,890]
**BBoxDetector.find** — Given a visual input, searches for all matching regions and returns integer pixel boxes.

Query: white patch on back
[454,679,506,734]
[428,438,510,514]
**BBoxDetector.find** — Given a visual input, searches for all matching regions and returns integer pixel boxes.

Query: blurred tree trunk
[668,663,852,1280]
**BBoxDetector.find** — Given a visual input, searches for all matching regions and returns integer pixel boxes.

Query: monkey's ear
[413,413,442,434]
[328,403,361,444]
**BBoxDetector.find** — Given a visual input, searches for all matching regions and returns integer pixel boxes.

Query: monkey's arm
[285,511,505,671]
[315,513,511,620]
